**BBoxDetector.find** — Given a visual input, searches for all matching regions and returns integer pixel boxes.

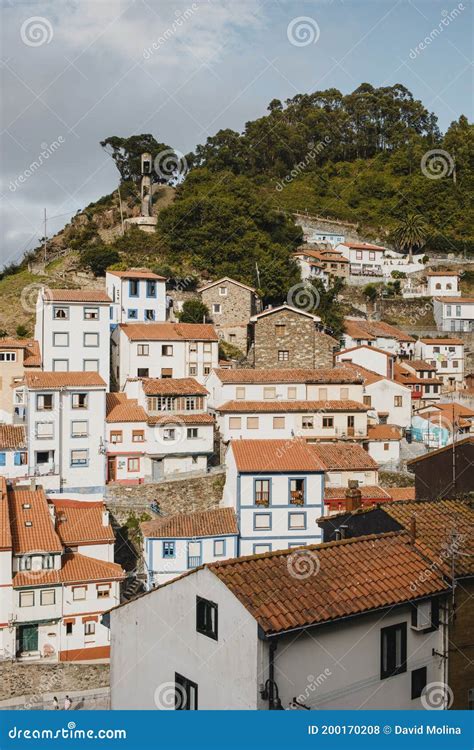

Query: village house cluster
[0,265,472,711]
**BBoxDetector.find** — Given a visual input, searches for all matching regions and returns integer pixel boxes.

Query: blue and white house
[141,507,239,587]
[222,439,325,556]
[0,425,28,480]
[106,269,167,327]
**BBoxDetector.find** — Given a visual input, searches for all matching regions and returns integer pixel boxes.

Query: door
[152,459,163,481]
[107,457,116,482]
[19,624,38,653]
[347,415,355,436]
[187,541,202,569]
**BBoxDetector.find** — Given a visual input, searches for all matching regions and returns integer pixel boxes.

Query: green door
[19,624,38,652]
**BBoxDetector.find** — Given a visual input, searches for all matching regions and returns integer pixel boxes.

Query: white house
[310,441,379,488]
[0,426,28,480]
[222,439,325,555]
[363,425,402,466]
[205,367,364,410]
[34,288,111,389]
[337,241,385,275]
[336,345,395,378]
[425,271,461,297]
[109,531,448,710]
[414,337,465,390]
[394,362,442,411]
[106,269,167,326]
[306,230,345,246]
[111,323,219,388]
[0,480,123,662]
[15,372,107,497]
[342,319,415,358]
[105,393,148,485]
[433,297,474,333]
[141,508,239,587]
[336,363,411,428]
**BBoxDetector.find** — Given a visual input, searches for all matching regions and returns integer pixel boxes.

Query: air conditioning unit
[411,600,432,631]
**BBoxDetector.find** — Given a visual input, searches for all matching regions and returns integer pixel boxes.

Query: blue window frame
[288,511,307,531]
[0,453,5,466]
[129,280,139,297]
[146,281,157,298]
[288,477,306,505]
[144,309,155,321]
[213,539,226,557]
[109,307,113,320]
[14,452,26,466]
[253,543,272,554]
[254,477,271,506]
[162,541,175,558]
[253,513,272,531]
[127,309,138,320]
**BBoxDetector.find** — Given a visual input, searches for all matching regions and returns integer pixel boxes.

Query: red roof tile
[24,372,106,389]
[0,478,12,550]
[199,277,257,293]
[141,508,238,539]
[212,368,362,384]
[0,425,26,450]
[106,393,147,423]
[8,486,62,554]
[147,413,214,425]
[231,439,326,473]
[367,425,402,441]
[344,319,415,343]
[342,242,385,251]
[107,269,166,280]
[51,500,115,546]
[0,338,41,367]
[141,377,208,395]
[218,400,368,413]
[46,290,111,303]
[388,487,416,501]
[425,271,460,277]
[13,552,124,587]
[419,338,464,346]
[311,442,378,471]
[120,323,218,341]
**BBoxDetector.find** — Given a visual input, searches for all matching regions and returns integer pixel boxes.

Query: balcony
[255,493,270,507]
[187,556,201,568]
[33,463,58,476]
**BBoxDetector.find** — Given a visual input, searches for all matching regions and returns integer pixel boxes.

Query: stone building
[199,278,261,353]
[250,305,337,369]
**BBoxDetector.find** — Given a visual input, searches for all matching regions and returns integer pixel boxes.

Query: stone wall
[254,309,316,369]
[0,661,109,701]
[201,281,258,327]
[314,331,339,367]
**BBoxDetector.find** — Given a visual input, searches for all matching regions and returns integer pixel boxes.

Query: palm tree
[392,214,428,263]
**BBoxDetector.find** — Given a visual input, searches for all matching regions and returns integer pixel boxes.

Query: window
[253,544,271,554]
[289,512,306,530]
[452,360,458,368]
[35,422,54,439]
[146,281,157,297]
[229,417,241,429]
[236,387,246,400]
[65,622,73,635]
[278,350,289,362]
[84,332,99,347]
[203,365,211,375]
[255,479,270,506]
[383,443,390,451]
[71,450,88,466]
[84,621,95,636]
[53,332,69,347]
[275,324,286,337]
[137,344,149,356]
[71,421,88,437]
[187,428,198,439]
[246,416,259,429]
[203,343,212,353]
[53,306,69,320]
[441,361,448,368]
[411,667,427,700]
[356,250,363,260]
[0,453,5,467]
[380,622,407,679]
[40,589,55,606]
[340,388,349,399]
[37,394,53,411]
[128,457,140,472]
[19,591,34,607]
[446,305,451,316]
[273,416,285,429]
[132,430,144,442]
[128,309,138,319]
[455,305,461,317]
[129,280,139,297]
[73,586,86,600]
[84,307,99,320]
[163,541,175,558]
[137,368,149,377]
[19,557,31,570]
[302,416,314,429]
[433,347,440,353]
[322,416,334,428]
[254,513,271,530]
[110,431,123,444]
[287,387,297,399]
[290,478,305,505]
[219,286,228,296]
[0,351,16,362]
[42,555,54,569]
[53,359,69,371]
[196,597,218,640]
[369,251,376,261]
[145,309,155,321]
[163,428,175,441]
[72,393,87,409]
[363,395,372,407]
[162,345,173,356]
[394,396,403,407]
[319,388,328,400]
[175,673,198,710]
[97,584,110,599]
[189,364,197,376]
[213,539,225,557]
[212,303,221,314]
[263,387,276,400]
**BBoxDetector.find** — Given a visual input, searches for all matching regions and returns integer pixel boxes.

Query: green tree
[392,214,428,262]
[179,299,210,324]
[80,246,120,277]
[16,324,28,338]
[100,134,175,184]
[363,283,379,303]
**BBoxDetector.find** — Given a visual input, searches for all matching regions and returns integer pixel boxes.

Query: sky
[0,0,472,269]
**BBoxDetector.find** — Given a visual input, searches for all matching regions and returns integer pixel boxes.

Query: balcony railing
[33,464,58,476]
[187,556,202,568]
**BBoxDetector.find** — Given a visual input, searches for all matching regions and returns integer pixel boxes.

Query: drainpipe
[259,638,283,710]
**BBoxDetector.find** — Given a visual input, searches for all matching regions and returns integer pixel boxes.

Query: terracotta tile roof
[0,338,41,367]
[46,289,111,303]
[0,425,27,450]
[218,400,369,413]
[381,500,474,578]
[334,362,383,385]
[394,363,426,386]
[13,552,124,587]
[24,372,106,389]
[311,442,378,471]
[389,487,416,501]
[209,532,448,634]
[106,393,147,423]
[198,277,257,293]
[344,319,415,343]
[0,478,12,550]
[107,268,166,280]
[51,500,115,546]
[367,425,402,441]
[251,304,320,322]
[120,323,218,341]
[141,507,238,539]
[8,486,62,554]
[342,242,385,251]
[419,338,464,346]
[141,377,208,395]
[212,368,363,385]
[425,271,460,277]
[231,439,326,473]
[325,485,391,511]
[338,344,393,359]
[415,403,474,430]
[407,359,438,372]
[436,296,474,304]
[148,412,214,426]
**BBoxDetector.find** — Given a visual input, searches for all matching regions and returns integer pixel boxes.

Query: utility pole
[117,188,125,235]
[43,208,47,264]
[452,400,456,495]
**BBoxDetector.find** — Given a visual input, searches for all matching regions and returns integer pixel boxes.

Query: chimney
[30,477,37,492]
[48,503,55,523]
[102,509,110,527]
[345,480,362,512]
[409,516,417,544]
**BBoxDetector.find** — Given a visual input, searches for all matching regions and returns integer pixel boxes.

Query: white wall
[426,276,460,297]
[106,274,167,325]
[145,534,239,586]
[414,341,464,386]
[218,409,367,443]
[337,347,391,377]
[365,379,411,427]
[366,439,400,465]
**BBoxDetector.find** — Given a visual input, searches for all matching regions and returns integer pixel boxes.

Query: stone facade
[253,308,338,369]
[0,661,109,702]
[200,279,260,353]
